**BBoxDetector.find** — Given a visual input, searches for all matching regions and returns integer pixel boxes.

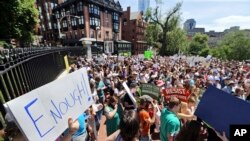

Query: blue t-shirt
[72,114,87,137]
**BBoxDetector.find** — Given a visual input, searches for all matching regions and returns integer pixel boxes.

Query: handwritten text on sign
[6,68,94,141]
[141,84,160,99]
[164,88,189,102]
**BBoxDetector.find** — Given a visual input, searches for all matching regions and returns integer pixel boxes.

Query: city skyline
[138,0,150,14]
[119,0,250,32]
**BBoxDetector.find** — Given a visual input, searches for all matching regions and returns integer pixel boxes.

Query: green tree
[188,33,209,55]
[145,23,161,48]
[199,47,210,57]
[145,2,182,56]
[217,31,250,61]
[166,27,189,55]
[0,0,38,46]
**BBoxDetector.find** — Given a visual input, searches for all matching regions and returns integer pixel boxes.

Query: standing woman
[104,96,121,136]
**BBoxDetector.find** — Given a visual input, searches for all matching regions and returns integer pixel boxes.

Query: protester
[138,98,156,141]
[160,97,181,141]
[106,110,140,141]
[4,117,81,141]
[175,120,207,141]
[5,54,249,141]
[104,96,121,136]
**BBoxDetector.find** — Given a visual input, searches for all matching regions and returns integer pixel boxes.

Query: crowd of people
[2,54,250,141]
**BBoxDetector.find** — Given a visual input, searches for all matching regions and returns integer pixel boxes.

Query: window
[47,13,50,21]
[45,2,48,12]
[48,22,52,29]
[113,12,119,20]
[89,4,100,15]
[62,20,67,28]
[106,31,109,39]
[90,17,100,26]
[113,23,119,30]
[71,18,77,26]
[42,24,45,31]
[70,5,75,14]
[79,16,84,25]
[123,19,127,25]
[38,6,42,13]
[75,31,78,38]
[61,9,66,17]
[77,2,83,12]
[53,23,57,29]
[82,30,85,36]
[56,11,60,19]
[50,2,54,9]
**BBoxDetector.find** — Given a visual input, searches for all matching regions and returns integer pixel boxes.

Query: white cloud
[197,15,250,32]
[215,15,250,24]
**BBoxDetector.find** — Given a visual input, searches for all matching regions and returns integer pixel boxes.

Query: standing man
[160,97,181,141]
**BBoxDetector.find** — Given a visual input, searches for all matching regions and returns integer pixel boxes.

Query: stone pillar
[82,41,92,60]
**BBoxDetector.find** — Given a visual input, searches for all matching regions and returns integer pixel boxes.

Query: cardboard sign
[144,51,153,59]
[163,88,189,102]
[5,68,94,141]
[194,86,250,138]
[141,84,160,99]
[122,82,137,108]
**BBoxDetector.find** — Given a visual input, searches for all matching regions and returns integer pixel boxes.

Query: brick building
[121,7,147,55]
[37,0,129,54]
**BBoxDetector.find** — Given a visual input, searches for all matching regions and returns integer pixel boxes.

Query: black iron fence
[0,47,86,128]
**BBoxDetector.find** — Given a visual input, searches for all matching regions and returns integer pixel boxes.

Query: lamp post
[115,31,119,63]
[94,23,100,56]
[56,11,80,40]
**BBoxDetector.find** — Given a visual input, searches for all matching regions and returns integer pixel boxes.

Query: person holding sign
[4,117,81,141]
[63,113,88,141]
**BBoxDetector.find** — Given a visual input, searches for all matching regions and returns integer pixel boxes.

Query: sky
[119,0,250,32]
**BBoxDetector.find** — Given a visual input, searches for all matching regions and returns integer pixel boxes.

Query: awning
[136,41,147,43]
[79,38,103,42]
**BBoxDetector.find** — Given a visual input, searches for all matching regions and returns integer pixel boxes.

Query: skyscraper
[184,19,196,31]
[138,0,150,14]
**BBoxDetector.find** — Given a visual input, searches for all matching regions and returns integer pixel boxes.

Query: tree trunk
[160,30,167,56]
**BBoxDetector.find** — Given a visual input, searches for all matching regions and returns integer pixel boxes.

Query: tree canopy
[145,2,185,56]
[211,31,250,61]
[188,33,209,56]
[0,0,38,46]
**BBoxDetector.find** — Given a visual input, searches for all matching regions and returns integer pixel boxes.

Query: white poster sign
[5,68,94,141]
[122,82,137,108]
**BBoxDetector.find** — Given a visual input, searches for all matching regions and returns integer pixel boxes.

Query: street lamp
[94,23,100,56]
[115,31,119,63]
[56,11,80,39]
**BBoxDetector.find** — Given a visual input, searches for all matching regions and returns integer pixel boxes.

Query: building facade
[37,0,125,54]
[122,7,147,55]
[138,0,150,14]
